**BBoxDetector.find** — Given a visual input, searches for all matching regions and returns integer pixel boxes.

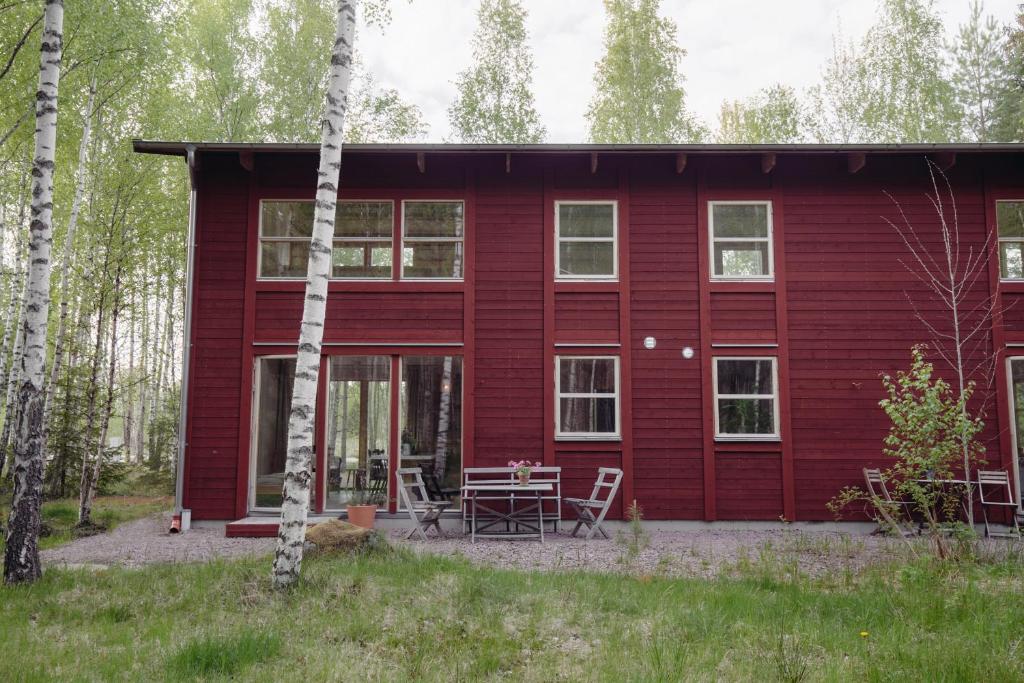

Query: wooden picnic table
[462,482,554,543]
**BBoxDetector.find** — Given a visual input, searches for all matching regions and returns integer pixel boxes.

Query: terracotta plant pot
[346,504,377,529]
[518,472,530,486]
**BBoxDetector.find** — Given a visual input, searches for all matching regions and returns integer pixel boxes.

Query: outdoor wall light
[643,336,656,350]
[681,346,695,359]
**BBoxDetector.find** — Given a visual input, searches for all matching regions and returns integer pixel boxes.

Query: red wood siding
[715,450,784,520]
[187,155,249,519]
[253,291,463,343]
[710,292,776,341]
[472,163,545,466]
[175,149,1024,523]
[554,291,618,342]
[627,164,704,520]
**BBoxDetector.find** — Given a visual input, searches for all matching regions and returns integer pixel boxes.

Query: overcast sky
[357,0,1021,142]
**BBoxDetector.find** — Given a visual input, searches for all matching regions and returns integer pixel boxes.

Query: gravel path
[392,528,904,578]
[42,512,982,578]
[42,514,274,569]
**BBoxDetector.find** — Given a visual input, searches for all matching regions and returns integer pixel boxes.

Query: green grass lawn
[1,544,1022,682]
[0,495,171,552]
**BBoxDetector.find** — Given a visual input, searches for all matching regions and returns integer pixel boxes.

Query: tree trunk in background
[272,0,358,590]
[0,271,27,481]
[79,270,121,525]
[77,287,107,524]
[123,290,135,463]
[147,274,166,468]
[5,0,64,585]
[433,356,453,477]
[42,76,96,441]
[136,271,149,464]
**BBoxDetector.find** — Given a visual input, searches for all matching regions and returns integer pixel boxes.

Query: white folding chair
[565,467,623,540]
[396,468,451,541]
[863,467,915,537]
[977,470,1020,538]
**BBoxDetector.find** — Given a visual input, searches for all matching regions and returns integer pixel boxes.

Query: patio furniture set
[395,465,624,543]
[863,467,1021,537]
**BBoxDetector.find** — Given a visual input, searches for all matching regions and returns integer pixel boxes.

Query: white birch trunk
[433,356,453,476]
[123,291,135,463]
[77,289,106,523]
[4,0,63,585]
[42,76,95,439]
[79,271,121,525]
[0,268,27,478]
[272,0,357,590]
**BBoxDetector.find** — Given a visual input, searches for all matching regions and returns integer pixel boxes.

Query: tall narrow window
[402,201,465,279]
[251,357,301,509]
[333,201,394,279]
[556,356,620,438]
[709,201,773,279]
[400,356,464,508]
[713,357,779,438]
[556,201,617,279]
[325,356,391,510]
[1007,358,1024,508]
[998,201,1024,280]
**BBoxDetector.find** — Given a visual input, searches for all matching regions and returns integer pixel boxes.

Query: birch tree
[950,1,1007,142]
[272,0,358,590]
[716,84,803,144]
[991,5,1024,141]
[4,0,62,585]
[883,161,999,526]
[42,75,95,437]
[587,0,705,143]
[447,0,545,144]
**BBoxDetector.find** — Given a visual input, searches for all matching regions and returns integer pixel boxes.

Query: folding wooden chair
[565,467,623,540]
[863,468,915,537]
[395,468,451,541]
[977,470,1021,538]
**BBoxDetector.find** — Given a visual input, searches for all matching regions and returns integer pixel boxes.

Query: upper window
[556,201,617,280]
[709,201,773,280]
[259,200,394,279]
[555,356,620,439]
[998,201,1024,280]
[402,201,465,279]
[713,357,779,439]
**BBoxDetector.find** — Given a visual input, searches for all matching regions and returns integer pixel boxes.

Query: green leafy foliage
[991,4,1024,141]
[717,84,803,143]
[830,346,986,558]
[448,0,545,144]
[587,0,705,143]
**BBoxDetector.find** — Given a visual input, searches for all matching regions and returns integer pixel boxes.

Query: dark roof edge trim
[132,139,1024,158]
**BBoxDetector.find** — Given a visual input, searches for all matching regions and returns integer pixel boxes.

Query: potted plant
[345,490,377,529]
[509,460,542,486]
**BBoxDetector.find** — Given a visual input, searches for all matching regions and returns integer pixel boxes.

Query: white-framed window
[713,357,779,439]
[709,201,773,280]
[401,200,465,279]
[997,201,1024,280]
[555,201,618,280]
[555,356,620,439]
[1004,357,1024,508]
[258,199,394,279]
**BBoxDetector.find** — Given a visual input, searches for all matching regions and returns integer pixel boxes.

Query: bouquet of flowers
[509,460,542,484]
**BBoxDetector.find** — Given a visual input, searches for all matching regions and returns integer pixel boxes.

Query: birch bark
[42,76,96,439]
[272,0,357,590]
[4,0,63,585]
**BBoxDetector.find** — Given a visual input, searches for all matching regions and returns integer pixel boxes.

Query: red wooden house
[134,141,1024,534]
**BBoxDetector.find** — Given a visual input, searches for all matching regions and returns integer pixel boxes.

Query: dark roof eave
[131,139,1024,158]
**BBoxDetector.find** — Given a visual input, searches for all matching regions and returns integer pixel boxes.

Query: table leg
[471,492,477,544]
[537,491,544,543]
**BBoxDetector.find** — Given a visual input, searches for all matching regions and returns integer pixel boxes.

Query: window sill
[555,435,622,442]
[254,280,465,293]
[714,435,781,442]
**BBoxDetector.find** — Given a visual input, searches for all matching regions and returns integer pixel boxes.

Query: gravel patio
[39,512,924,577]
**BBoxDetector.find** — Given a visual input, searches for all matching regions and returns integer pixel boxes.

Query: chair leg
[570,521,583,538]
[982,505,991,538]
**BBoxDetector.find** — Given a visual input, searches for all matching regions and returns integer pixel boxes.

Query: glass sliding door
[400,356,463,508]
[325,356,391,510]
[1008,359,1024,510]
[251,357,300,510]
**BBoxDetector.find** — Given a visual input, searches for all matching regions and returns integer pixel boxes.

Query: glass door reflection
[325,356,391,510]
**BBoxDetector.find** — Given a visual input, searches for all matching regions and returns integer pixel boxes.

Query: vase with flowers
[509,460,542,486]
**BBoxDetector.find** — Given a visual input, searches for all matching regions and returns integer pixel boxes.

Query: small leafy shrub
[166,632,281,679]
[829,346,985,559]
